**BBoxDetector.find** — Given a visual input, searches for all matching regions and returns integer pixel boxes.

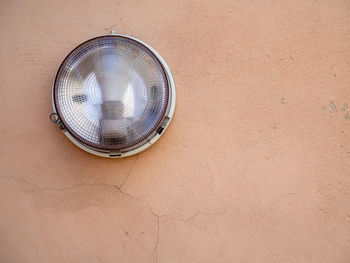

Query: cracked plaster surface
[1,0,350,262]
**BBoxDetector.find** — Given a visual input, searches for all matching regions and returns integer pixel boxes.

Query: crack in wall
[153,216,159,263]
[248,179,303,225]
[119,154,138,190]
[0,174,161,262]
[0,174,303,263]
[0,174,230,263]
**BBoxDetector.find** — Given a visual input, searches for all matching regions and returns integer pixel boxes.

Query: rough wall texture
[0,0,350,262]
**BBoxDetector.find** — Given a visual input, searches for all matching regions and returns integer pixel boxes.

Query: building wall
[0,0,350,262]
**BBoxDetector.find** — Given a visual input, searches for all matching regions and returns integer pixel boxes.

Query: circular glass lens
[54,35,170,152]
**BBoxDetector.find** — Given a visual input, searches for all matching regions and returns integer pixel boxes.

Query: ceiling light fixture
[50,32,175,158]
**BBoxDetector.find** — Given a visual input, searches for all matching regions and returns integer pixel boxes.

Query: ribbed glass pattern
[54,36,169,151]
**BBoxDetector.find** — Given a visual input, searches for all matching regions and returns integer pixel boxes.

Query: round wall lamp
[50,32,175,158]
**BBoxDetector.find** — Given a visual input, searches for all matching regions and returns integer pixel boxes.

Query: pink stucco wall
[0,0,350,262]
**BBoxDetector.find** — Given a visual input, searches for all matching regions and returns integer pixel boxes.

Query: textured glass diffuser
[51,34,175,158]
